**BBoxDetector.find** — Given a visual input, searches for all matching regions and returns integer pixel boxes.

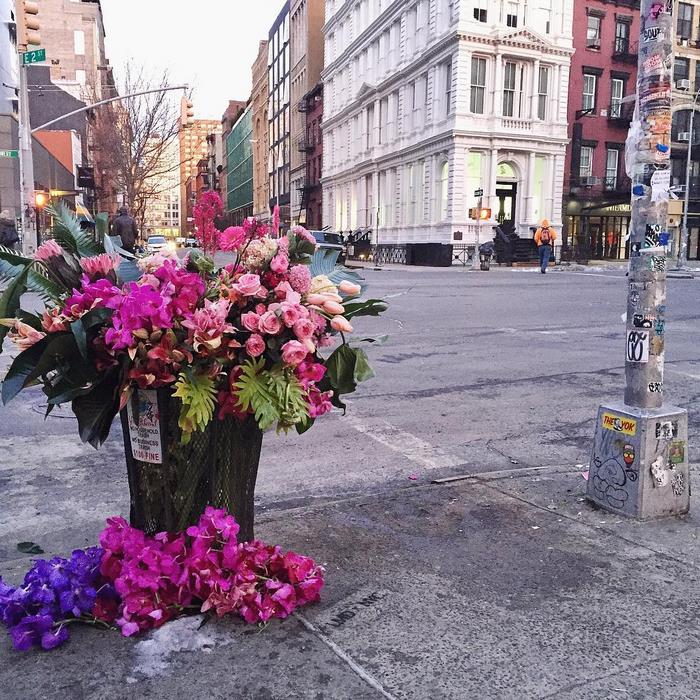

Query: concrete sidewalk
[1,465,699,700]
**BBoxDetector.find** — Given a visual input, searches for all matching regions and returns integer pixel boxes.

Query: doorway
[496,182,518,231]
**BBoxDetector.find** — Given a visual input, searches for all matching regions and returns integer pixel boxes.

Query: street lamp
[678,88,700,268]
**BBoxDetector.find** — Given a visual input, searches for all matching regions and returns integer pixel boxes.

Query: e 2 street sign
[21,48,46,65]
[0,149,19,158]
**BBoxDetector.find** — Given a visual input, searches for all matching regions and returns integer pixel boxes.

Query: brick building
[562,0,640,261]
[179,118,221,234]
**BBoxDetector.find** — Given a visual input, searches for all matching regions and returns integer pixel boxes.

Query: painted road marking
[666,368,700,381]
[347,416,465,470]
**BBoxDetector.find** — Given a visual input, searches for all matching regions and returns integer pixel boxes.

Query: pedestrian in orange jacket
[534,219,557,274]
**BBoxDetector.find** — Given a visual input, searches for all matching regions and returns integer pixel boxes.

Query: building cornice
[323,32,459,129]
[462,28,575,58]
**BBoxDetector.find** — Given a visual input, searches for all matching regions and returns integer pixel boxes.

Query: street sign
[0,149,19,158]
[474,188,483,197]
[21,48,46,65]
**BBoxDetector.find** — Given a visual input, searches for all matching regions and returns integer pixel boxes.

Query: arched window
[439,160,449,221]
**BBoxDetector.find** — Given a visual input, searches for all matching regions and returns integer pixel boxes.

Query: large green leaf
[342,299,388,320]
[27,267,68,304]
[1,333,52,403]
[0,263,31,343]
[0,246,30,282]
[46,202,104,257]
[325,344,359,396]
[72,367,122,448]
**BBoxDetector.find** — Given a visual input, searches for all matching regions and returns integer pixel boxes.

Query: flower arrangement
[0,508,323,651]
[0,201,386,448]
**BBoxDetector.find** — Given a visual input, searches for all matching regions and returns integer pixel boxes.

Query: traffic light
[180,96,194,128]
[34,191,48,209]
[16,1,41,50]
[469,208,492,221]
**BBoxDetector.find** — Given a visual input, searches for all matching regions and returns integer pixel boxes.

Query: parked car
[309,230,345,264]
[146,235,173,254]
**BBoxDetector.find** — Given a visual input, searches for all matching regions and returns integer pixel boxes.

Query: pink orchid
[181,299,235,353]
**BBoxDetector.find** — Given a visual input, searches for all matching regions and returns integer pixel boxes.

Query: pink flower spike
[34,239,63,262]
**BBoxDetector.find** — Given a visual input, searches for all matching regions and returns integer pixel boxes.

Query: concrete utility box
[587,403,689,518]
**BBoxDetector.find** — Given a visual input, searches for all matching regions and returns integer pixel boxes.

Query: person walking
[534,218,557,274]
[0,210,19,250]
[111,206,138,253]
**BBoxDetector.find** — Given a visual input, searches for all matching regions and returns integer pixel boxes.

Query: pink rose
[331,316,353,333]
[255,303,267,315]
[281,302,306,328]
[270,254,289,274]
[281,340,308,367]
[234,273,262,297]
[293,318,315,340]
[241,312,260,332]
[275,281,301,304]
[258,311,282,335]
[245,333,266,357]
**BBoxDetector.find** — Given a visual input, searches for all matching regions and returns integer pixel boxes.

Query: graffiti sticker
[602,413,638,436]
[627,330,650,363]
[669,441,685,464]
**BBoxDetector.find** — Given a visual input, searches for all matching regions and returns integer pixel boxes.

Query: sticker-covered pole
[588,2,690,519]
[624,0,672,408]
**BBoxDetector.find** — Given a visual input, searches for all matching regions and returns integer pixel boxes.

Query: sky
[101,0,284,120]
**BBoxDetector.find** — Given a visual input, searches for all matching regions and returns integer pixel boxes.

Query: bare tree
[88,65,205,234]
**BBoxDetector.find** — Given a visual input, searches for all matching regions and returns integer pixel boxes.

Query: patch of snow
[132,615,235,678]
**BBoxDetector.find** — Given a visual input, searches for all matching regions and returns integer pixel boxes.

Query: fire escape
[296,95,313,224]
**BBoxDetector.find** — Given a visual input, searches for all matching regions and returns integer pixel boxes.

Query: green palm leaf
[46,202,104,257]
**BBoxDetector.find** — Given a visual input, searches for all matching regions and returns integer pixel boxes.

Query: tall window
[614,21,630,54]
[470,57,486,113]
[610,78,624,118]
[366,104,374,149]
[74,30,85,55]
[587,15,601,48]
[537,66,549,120]
[582,74,597,111]
[445,62,453,117]
[503,62,523,117]
[407,163,417,222]
[580,146,593,178]
[473,1,487,23]
[379,97,388,144]
[439,161,449,221]
[695,60,700,91]
[678,3,693,39]
[505,1,518,27]
[605,149,619,189]
[675,57,690,83]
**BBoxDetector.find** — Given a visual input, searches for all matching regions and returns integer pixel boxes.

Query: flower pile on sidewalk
[0,508,324,651]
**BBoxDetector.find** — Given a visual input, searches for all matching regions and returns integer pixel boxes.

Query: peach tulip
[330,316,354,333]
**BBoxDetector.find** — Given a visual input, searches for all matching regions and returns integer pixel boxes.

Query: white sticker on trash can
[126,390,162,463]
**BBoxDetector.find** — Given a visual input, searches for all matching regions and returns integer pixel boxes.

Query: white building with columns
[321,0,574,247]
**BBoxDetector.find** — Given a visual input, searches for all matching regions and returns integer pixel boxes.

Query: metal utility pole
[588,1,689,518]
[18,60,36,255]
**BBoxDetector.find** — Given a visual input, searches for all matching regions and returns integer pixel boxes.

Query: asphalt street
[1,265,699,699]
[1,266,699,532]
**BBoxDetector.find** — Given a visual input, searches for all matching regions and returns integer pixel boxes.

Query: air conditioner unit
[581,176,600,186]
[676,79,691,90]
[680,37,689,46]
[586,41,601,49]
[678,131,691,142]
